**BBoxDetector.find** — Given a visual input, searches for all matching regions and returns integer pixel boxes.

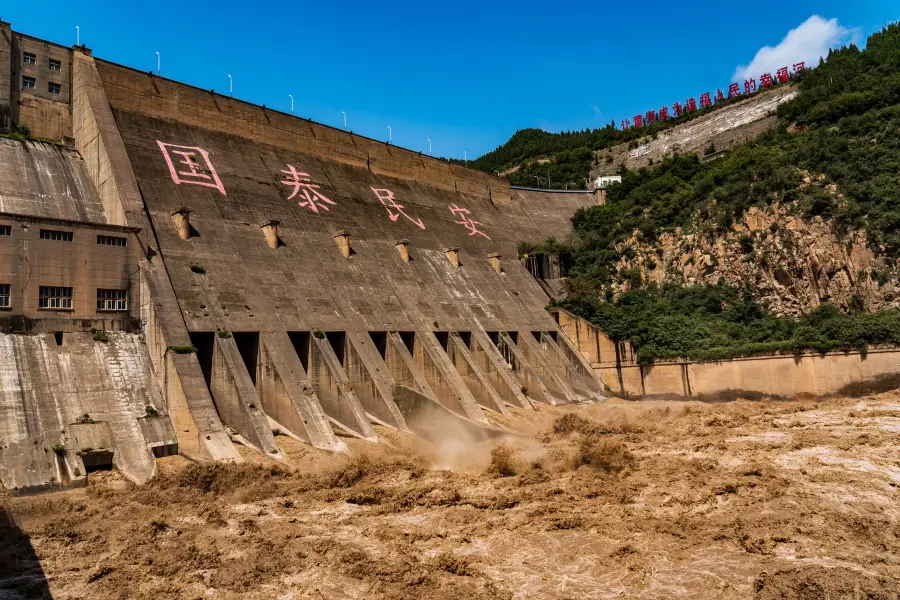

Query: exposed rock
[610,203,898,316]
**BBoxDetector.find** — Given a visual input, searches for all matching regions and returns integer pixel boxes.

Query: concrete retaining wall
[554,308,900,400]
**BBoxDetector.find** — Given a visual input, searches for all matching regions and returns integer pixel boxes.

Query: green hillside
[547,23,900,363]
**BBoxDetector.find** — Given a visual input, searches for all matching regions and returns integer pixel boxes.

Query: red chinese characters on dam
[449,204,490,240]
[370,188,426,230]
[280,165,336,213]
[156,141,226,196]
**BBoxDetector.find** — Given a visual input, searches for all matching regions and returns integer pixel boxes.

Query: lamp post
[534,176,539,188]
[342,111,347,129]
[427,139,432,155]
[463,151,467,165]
[288,94,294,114]
[386,125,392,143]
[227,74,232,97]
[76,26,80,46]
[156,52,160,75]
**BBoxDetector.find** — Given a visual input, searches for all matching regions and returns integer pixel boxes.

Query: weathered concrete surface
[0,332,169,494]
[0,138,106,221]
[392,385,504,443]
[257,331,343,451]
[556,308,900,400]
[209,335,283,459]
[344,331,408,429]
[72,51,241,464]
[446,333,508,413]
[308,335,376,440]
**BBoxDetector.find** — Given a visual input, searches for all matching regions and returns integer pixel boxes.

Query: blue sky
[3,1,895,159]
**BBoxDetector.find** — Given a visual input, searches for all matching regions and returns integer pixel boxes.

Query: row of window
[21,77,60,94]
[0,285,127,311]
[18,228,128,246]
[22,52,61,71]
[0,225,10,236]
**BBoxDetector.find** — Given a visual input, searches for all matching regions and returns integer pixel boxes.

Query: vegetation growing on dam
[546,24,900,363]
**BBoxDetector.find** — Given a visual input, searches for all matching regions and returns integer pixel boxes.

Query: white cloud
[733,16,855,81]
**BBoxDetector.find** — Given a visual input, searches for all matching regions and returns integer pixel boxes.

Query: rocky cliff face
[610,201,899,316]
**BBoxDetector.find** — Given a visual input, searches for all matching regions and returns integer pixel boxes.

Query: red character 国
[157,141,226,195]
[744,78,757,93]
[699,92,712,108]
[280,165,336,213]
[793,61,805,73]
[685,97,698,112]
[659,106,669,120]
[760,73,774,88]
[633,114,643,127]
[672,102,683,116]
[370,188,425,230]
[777,66,790,83]
[728,83,740,98]
[449,204,490,240]
[645,110,656,124]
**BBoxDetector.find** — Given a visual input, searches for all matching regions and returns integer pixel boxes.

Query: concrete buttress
[468,329,533,409]
[257,332,344,452]
[71,50,240,463]
[210,336,283,459]
[308,335,376,440]
[447,333,508,414]
[344,331,408,430]
[411,331,487,424]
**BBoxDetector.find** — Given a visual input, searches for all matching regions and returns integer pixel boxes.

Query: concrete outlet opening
[233,332,260,385]
[458,331,472,349]
[325,331,346,366]
[399,331,416,355]
[287,331,311,371]
[190,332,215,387]
[369,332,388,359]
[435,331,449,352]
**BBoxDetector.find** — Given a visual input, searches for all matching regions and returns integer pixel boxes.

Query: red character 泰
[280,165,336,213]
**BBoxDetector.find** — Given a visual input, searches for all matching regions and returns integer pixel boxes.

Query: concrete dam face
[0,35,603,493]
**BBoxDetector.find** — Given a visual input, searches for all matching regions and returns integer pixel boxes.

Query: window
[22,76,36,90]
[97,234,127,247]
[97,289,127,312]
[49,58,61,71]
[0,225,10,236]
[39,286,73,310]
[48,82,61,95]
[23,52,36,65]
[0,284,9,308]
[39,229,73,242]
